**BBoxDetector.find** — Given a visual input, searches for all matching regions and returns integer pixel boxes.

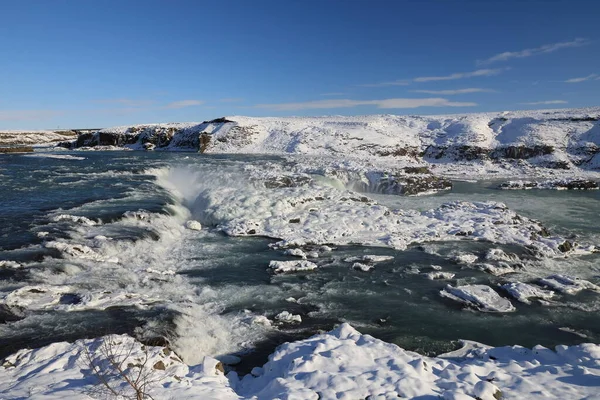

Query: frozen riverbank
[2,324,600,400]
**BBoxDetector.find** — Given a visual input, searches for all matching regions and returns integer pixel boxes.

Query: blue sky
[1,0,598,129]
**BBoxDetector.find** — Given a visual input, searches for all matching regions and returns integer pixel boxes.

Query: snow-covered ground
[3,324,600,400]
[70,107,600,180]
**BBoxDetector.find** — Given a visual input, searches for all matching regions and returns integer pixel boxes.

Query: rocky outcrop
[499,179,599,190]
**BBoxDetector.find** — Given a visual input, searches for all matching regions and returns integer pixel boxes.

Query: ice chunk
[352,262,374,272]
[477,263,516,276]
[275,311,302,323]
[344,255,394,263]
[424,271,455,280]
[269,260,318,273]
[440,285,516,313]
[185,220,202,230]
[538,274,600,294]
[284,248,307,259]
[452,253,479,264]
[500,282,554,304]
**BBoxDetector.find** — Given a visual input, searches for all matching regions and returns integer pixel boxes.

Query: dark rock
[403,166,431,174]
[59,293,82,305]
[491,145,554,160]
[0,304,24,323]
[264,175,312,189]
[199,133,211,153]
[558,241,573,253]
[203,117,234,124]
[153,360,166,370]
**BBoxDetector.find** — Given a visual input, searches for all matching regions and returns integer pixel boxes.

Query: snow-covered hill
[0,130,78,146]
[70,107,600,172]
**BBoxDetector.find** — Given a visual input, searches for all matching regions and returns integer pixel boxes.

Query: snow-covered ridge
[67,107,600,171]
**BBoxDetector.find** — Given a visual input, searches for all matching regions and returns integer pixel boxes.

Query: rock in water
[185,220,202,231]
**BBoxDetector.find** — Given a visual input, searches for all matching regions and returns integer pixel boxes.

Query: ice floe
[500,282,555,304]
[274,311,302,323]
[440,285,516,313]
[538,274,600,295]
[268,260,318,274]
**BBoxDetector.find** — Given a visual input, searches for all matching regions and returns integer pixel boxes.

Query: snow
[538,274,600,295]
[274,311,302,323]
[500,282,555,304]
[67,107,600,181]
[268,260,318,273]
[440,285,516,313]
[191,178,587,257]
[352,262,374,272]
[344,254,394,263]
[0,130,76,145]
[3,324,600,400]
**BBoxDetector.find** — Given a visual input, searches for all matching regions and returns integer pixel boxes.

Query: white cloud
[564,74,598,83]
[93,98,155,107]
[360,69,505,87]
[164,100,204,109]
[412,88,493,95]
[0,109,63,122]
[218,98,244,103]
[413,69,506,82]
[521,100,568,105]
[255,98,476,111]
[479,38,590,64]
[358,80,411,87]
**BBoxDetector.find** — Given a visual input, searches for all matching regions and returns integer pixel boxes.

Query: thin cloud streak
[358,80,410,87]
[479,38,590,65]
[0,109,64,122]
[320,92,348,96]
[521,100,568,105]
[218,98,244,103]
[92,98,156,107]
[255,98,476,111]
[412,88,493,95]
[164,100,204,109]
[360,69,505,87]
[413,69,506,82]
[564,74,598,83]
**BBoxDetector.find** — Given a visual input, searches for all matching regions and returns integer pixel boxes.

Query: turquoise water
[0,151,599,364]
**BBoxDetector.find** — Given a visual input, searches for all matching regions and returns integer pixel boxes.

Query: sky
[1,0,599,129]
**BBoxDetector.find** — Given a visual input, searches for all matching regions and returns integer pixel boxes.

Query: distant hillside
[0,130,79,146]
[66,107,600,171]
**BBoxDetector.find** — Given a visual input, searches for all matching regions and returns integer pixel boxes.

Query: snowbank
[3,325,600,400]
